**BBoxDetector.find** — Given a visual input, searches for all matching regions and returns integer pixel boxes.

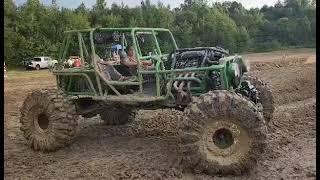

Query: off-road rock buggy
[19,28,274,176]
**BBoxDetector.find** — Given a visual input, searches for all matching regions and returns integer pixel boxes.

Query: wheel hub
[202,120,249,161]
[37,112,49,130]
[212,128,234,149]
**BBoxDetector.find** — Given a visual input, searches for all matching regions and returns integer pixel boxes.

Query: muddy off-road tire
[19,89,78,152]
[243,73,275,122]
[100,107,135,125]
[180,90,267,175]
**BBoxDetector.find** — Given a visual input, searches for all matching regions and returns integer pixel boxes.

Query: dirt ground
[4,48,316,180]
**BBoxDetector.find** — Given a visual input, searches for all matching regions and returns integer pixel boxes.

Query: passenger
[95,53,132,81]
[73,58,82,67]
[111,51,120,63]
[65,57,74,68]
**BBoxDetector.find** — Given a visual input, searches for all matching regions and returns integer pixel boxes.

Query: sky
[14,0,279,9]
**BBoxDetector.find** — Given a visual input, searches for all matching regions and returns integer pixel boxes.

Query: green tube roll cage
[52,27,242,104]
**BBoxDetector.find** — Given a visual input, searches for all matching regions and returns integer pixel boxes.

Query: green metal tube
[168,31,178,50]
[221,70,229,90]
[134,35,142,56]
[97,28,134,32]
[160,62,167,80]
[152,30,162,56]
[53,69,95,73]
[131,30,143,93]
[64,28,174,35]
[95,27,171,32]
[80,34,90,63]
[62,34,71,63]
[132,28,173,32]
[91,95,168,103]
[68,92,95,95]
[121,33,125,53]
[155,60,161,96]
[53,73,97,95]
[78,33,84,66]
[64,28,95,33]
[94,68,121,96]
[108,81,140,86]
[58,36,67,63]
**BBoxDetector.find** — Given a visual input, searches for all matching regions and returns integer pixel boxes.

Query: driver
[119,46,154,75]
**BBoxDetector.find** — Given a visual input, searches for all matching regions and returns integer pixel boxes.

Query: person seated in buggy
[95,49,134,81]
[119,46,154,76]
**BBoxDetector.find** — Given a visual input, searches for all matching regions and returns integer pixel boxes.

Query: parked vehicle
[24,56,58,70]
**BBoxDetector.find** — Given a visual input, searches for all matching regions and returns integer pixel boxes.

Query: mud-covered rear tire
[19,89,78,152]
[180,90,266,175]
[100,107,134,125]
[243,73,275,122]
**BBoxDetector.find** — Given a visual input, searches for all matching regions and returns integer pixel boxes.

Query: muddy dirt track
[4,49,316,179]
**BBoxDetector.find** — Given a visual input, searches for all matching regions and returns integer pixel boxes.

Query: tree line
[4,0,316,66]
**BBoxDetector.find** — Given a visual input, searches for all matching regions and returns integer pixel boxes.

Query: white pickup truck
[23,56,58,70]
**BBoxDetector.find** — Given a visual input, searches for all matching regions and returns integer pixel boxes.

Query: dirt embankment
[249,55,316,105]
[4,49,316,179]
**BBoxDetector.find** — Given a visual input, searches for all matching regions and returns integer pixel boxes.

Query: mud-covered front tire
[243,73,275,122]
[19,89,78,152]
[100,107,134,125]
[180,90,267,175]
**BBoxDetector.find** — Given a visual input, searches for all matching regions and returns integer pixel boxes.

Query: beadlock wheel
[201,120,250,166]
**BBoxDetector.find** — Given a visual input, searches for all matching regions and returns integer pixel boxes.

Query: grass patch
[6,70,54,80]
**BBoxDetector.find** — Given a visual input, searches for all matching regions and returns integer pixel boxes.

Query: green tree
[3,0,316,66]
[4,0,19,65]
